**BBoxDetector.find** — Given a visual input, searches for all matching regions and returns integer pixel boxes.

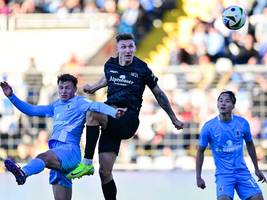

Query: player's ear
[232,103,235,110]
[115,44,119,54]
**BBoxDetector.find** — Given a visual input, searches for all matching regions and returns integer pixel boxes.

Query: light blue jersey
[8,94,117,145]
[199,115,262,199]
[199,115,252,176]
[8,94,118,188]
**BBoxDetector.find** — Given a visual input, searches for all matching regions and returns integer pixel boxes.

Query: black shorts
[98,111,139,155]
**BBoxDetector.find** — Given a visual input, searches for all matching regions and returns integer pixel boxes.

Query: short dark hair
[218,91,236,105]
[57,74,78,87]
[115,33,135,43]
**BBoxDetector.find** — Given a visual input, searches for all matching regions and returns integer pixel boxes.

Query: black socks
[102,179,117,200]
[84,125,100,159]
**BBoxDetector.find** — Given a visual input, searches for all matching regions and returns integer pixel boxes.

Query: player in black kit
[67,33,184,200]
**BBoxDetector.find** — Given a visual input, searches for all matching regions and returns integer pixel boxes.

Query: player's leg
[84,111,107,163]
[247,194,264,200]
[216,175,235,200]
[52,184,72,200]
[49,142,80,200]
[99,152,117,200]
[4,150,59,185]
[97,127,121,200]
[236,173,263,200]
[67,111,108,179]
[67,111,138,180]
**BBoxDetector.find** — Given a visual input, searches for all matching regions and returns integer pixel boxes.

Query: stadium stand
[0,0,267,171]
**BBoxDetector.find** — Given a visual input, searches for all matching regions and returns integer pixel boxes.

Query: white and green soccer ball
[222,5,246,30]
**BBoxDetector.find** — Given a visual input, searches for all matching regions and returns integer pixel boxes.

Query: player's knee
[36,153,49,166]
[247,194,264,200]
[36,152,58,168]
[99,168,112,183]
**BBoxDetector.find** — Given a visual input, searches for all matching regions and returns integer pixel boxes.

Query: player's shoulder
[75,95,92,103]
[134,56,147,66]
[205,116,218,125]
[105,57,118,65]
[233,114,248,123]
[202,116,218,129]
[133,57,154,77]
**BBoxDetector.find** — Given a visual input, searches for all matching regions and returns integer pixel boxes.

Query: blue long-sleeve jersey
[8,94,117,145]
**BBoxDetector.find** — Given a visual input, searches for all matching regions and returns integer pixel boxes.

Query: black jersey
[104,56,158,114]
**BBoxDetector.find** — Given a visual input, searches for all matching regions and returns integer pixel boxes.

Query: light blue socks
[22,158,46,177]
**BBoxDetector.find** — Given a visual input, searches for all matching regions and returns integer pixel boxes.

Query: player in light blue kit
[0,74,126,200]
[196,91,266,200]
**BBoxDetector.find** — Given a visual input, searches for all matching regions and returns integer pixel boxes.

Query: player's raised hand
[83,84,95,94]
[255,169,266,183]
[197,177,206,189]
[172,119,184,130]
[115,108,127,118]
[0,81,13,97]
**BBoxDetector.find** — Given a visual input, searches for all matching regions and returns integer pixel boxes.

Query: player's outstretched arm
[87,101,127,119]
[83,75,107,94]
[196,147,206,189]
[151,84,183,130]
[246,140,267,183]
[0,81,52,117]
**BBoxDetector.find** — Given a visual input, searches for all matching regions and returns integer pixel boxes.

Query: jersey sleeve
[199,123,210,148]
[79,97,117,118]
[8,94,54,117]
[144,66,158,89]
[243,119,252,142]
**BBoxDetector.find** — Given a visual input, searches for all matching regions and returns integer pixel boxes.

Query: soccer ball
[222,5,246,30]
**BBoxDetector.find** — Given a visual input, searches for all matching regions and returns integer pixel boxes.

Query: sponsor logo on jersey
[109,75,134,86]
[119,75,126,79]
[130,72,138,78]
[215,140,242,153]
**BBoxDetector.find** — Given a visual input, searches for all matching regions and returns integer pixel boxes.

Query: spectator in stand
[191,20,208,56]
[206,25,226,62]
[0,0,10,15]
[32,129,49,157]
[233,34,260,64]
[83,0,99,13]
[61,53,84,73]
[17,142,33,163]
[252,0,267,15]
[57,0,82,13]
[23,57,43,105]
[118,0,140,35]
[197,54,215,90]
[262,52,267,65]
[178,43,199,65]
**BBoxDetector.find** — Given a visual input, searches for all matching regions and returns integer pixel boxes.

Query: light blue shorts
[216,173,262,200]
[48,140,81,188]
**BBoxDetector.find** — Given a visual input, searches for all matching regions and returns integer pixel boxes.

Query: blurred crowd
[0,0,177,42]
[1,65,267,169]
[170,1,267,66]
[1,0,267,170]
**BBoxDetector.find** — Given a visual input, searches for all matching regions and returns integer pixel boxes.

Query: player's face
[58,81,76,101]
[117,39,136,65]
[217,93,234,114]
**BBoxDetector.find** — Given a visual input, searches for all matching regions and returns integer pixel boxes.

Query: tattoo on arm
[154,89,176,120]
